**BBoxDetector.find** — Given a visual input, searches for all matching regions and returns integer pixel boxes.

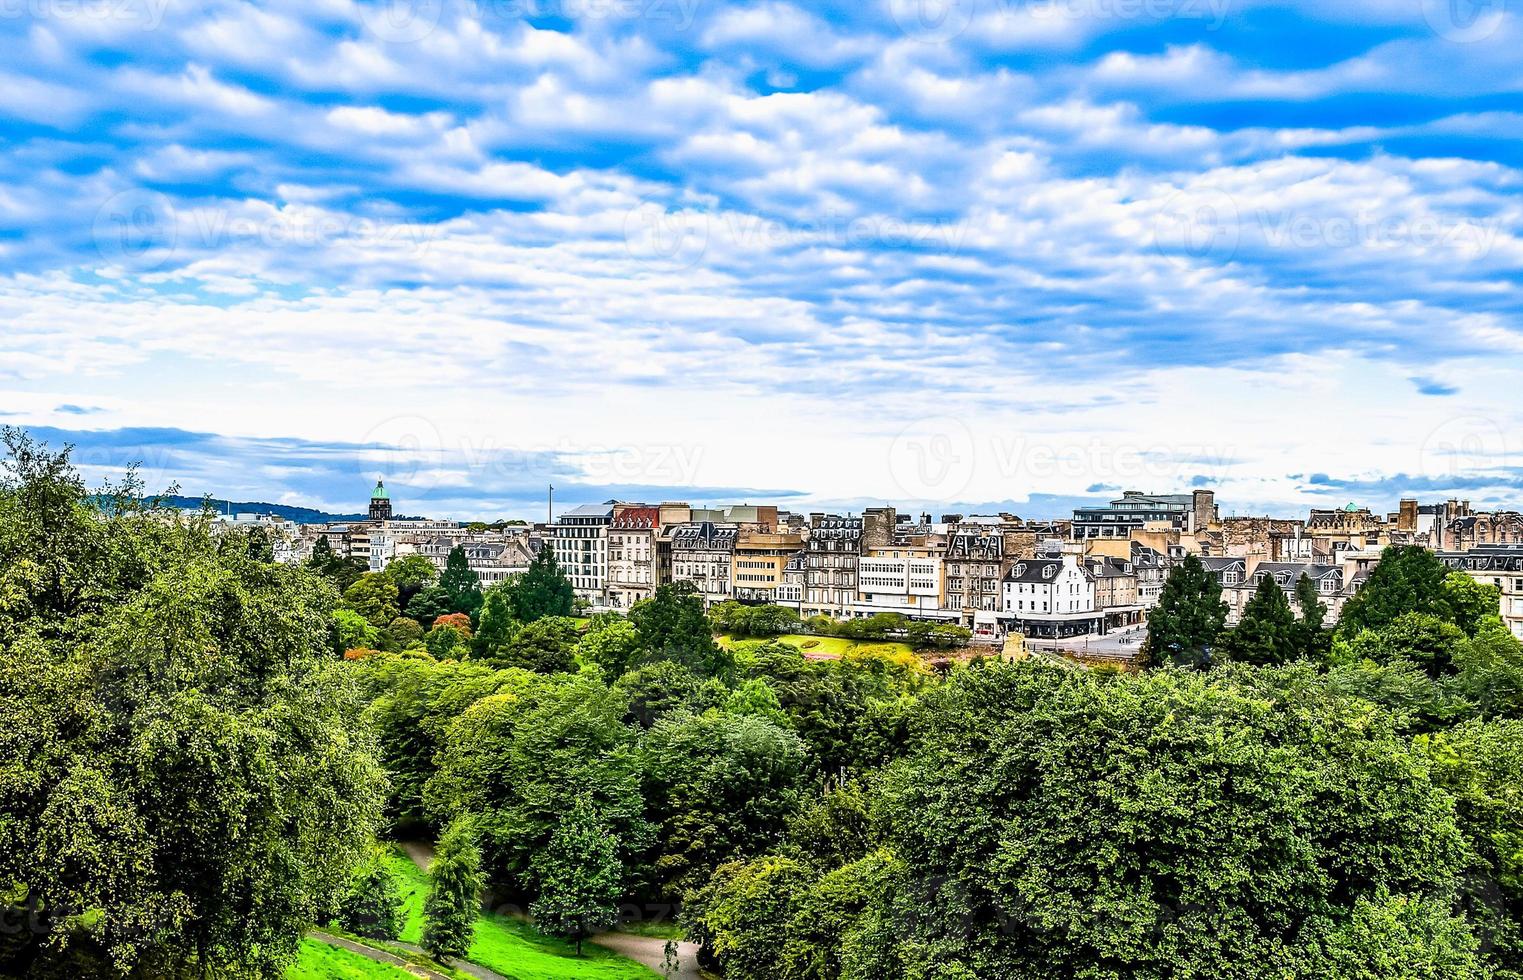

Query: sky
[2,0,1522,520]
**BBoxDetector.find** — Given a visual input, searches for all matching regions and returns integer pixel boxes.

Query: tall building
[548,503,614,605]
[368,479,392,522]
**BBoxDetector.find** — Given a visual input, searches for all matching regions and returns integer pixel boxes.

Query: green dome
[1344,501,1359,512]
[372,480,389,500]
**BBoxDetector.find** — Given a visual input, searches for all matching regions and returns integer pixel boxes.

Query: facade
[548,503,614,605]
[1223,561,1346,624]
[1440,546,1523,639]
[854,545,948,618]
[1002,555,1102,638]
[943,528,1008,620]
[1086,556,1145,630]
[731,530,806,605]
[1072,490,1216,540]
[803,514,863,616]
[668,522,738,605]
[608,504,661,610]
[368,480,392,522]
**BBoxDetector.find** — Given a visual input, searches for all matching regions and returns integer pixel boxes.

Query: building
[1223,561,1346,624]
[368,480,392,522]
[1002,555,1102,638]
[731,529,806,605]
[1086,556,1145,631]
[548,503,613,605]
[1439,546,1523,639]
[608,504,661,610]
[943,527,1008,621]
[667,522,738,605]
[854,544,949,618]
[1072,490,1217,540]
[803,514,863,617]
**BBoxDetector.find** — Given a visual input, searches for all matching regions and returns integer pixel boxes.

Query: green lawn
[386,845,658,980]
[469,912,658,980]
[286,939,421,980]
[723,633,919,659]
[384,848,428,944]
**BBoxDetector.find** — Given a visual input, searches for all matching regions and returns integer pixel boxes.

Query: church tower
[369,479,392,522]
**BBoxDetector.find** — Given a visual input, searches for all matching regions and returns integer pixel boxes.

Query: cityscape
[229,481,1523,650]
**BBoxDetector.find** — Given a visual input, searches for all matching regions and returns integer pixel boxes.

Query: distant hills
[124,495,374,524]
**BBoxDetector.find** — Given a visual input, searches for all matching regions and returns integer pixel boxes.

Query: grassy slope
[286,939,421,980]
[722,633,919,659]
[388,846,658,980]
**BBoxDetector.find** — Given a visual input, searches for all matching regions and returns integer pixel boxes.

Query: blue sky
[2,0,1522,519]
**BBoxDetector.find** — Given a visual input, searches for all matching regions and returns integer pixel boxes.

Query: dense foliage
[0,430,384,979]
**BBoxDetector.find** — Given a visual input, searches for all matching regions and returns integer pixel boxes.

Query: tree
[425,622,472,660]
[246,527,274,562]
[1294,572,1329,659]
[630,581,733,678]
[639,711,805,899]
[685,857,811,978]
[1337,545,1463,639]
[1337,612,1468,679]
[407,583,453,627]
[0,428,385,979]
[529,800,623,955]
[1444,572,1503,637]
[440,547,484,619]
[334,607,380,653]
[336,856,405,941]
[473,581,522,660]
[383,616,425,651]
[497,616,580,673]
[576,615,642,680]
[1224,574,1297,665]
[509,546,575,623]
[422,819,483,962]
[345,572,401,628]
[308,534,368,592]
[1143,554,1227,667]
[869,660,1473,979]
[386,554,439,610]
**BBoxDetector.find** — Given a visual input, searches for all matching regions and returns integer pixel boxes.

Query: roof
[371,480,389,500]
[560,503,614,519]
[1005,558,1088,584]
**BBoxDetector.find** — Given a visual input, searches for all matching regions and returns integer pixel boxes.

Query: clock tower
[369,479,392,522]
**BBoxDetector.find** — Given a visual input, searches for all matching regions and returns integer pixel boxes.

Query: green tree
[246,527,274,562]
[497,616,580,673]
[575,615,642,680]
[1337,612,1468,678]
[1224,574,1298,665]
[422,819,484,962]
[1294,572,1330,659]
[407,583,453,627]
[508,546,576,623]
[334,607,381,652]
[684,857,810,978]
[424,673,650,894]
[1444,572,1503,637]
[386,554,439,609]
[473,581,522,660]
[639,710,806,898]
[1143,554,1227,667]
[871,660,1473,979]
[345,571,401,628]
[1337,545,1463,638]
[336,856,405,941]
[383,616,425,651]
[1451,617,1523,719]
[0,428,385,979]
[308,534,368,592]
[630,581,733,678]
[440,547,483,619]
[529,800,623,955]
[425,622,472,660]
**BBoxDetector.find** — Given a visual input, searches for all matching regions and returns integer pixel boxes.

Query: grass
[723,633,919,660]
[383,848,428,944]
[469,912,659,980]
[286,939,422,980]
[386,844,659,980]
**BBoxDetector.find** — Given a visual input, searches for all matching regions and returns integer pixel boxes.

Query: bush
[422,820,483,961]
[336,858,405,941]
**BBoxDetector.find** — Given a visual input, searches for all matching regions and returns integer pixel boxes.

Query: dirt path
[399,840,704,978]
[308,929,460,980]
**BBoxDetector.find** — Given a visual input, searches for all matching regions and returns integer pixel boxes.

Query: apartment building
[855,544,949,618]
[548,503,613,605]
[608,504,661,610]
[731,529,806,605]
[803,514,863,617]
[667,522,738,606]
[1001,555,1102,638]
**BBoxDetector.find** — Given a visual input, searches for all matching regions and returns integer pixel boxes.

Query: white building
[549,503,614,605]
[854,549,953,618]
[1002,555,1102,638]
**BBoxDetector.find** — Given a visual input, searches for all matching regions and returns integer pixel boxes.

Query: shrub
[336,858,405,941]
